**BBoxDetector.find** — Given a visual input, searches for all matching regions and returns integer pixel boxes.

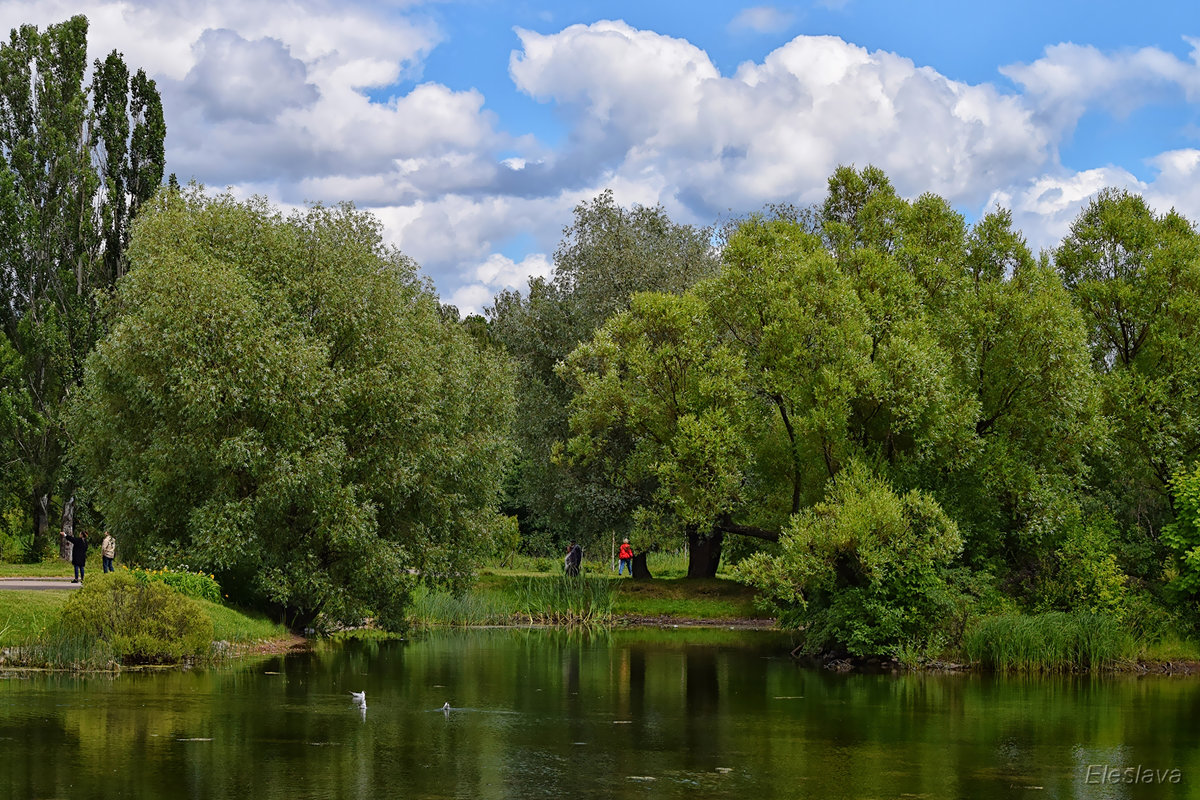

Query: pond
[1,627,1196,799]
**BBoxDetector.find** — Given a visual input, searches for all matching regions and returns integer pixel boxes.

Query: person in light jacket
[100,531,116,573]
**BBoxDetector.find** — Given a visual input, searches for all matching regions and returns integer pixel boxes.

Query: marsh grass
[511,576,614,625]
[964,612,1133,672]
[407,584,518,627]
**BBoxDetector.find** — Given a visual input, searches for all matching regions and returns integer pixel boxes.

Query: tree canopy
[0,15,165,556]
[67,189,515,629]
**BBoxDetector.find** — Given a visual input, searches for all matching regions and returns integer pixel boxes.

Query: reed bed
[407,584,518,627]
[511,576,614,625]
[963,611,1133,672]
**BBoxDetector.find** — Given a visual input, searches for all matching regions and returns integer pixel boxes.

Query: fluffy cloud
[446,252,554,316]
[1001,38,1200,130]
[510,22,1051,217]
[2,5,1197,308]
[184,29,318,123]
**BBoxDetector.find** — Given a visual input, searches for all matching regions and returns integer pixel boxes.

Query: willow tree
[491,190,719,556]
[0,15,165,556]
[1054,190,1200,562]
[68,189,514,630]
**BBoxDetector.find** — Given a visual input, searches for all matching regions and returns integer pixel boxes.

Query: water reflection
[0,629,1197,799]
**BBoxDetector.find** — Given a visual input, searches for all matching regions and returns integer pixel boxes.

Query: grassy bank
[0,583,290,670]
[408,568,769,628]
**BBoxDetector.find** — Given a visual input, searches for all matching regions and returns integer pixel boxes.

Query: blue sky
[7,1,1200,312]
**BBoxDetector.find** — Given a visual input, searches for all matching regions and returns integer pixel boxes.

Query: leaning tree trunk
[631,552,653,579]
[60,496,76,560]
[686,527,724,578]
[32,491,56,563]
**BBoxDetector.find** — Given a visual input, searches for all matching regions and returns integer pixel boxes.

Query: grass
[612,577,763,620]
[409,569,769,628]
[199,598,289,643]
[963,611,1134,672]
[407,583,517,627]
[511,576,614,624]
[0,559,84,578]
[0,590,70,646]
[0,582,288,669]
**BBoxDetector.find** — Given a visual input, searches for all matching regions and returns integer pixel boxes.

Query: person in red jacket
[617,538,633,577]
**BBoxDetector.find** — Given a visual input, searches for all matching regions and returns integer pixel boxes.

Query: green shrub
[1032,512,1130,617]
[125,566,222,603]
[963,611,1132,672]
[1163,461,1200,597]
[735,463,963,657]
[56,571,214,664]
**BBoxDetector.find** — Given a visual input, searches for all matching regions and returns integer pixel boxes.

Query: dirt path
[0,577,79,591]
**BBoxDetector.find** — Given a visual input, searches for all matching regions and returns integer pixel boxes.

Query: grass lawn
[0,590,69,646]
[0,559,82,578]
[0,585,287,650]
[611,577,766,621]
[470,567,770,623]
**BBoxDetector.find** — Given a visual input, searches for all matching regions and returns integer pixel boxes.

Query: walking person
[617,538,633,576]
[100,530,116,573]
[61,529,89,584]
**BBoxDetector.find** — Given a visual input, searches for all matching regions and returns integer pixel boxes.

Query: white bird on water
[350,691,366,705]
[442,702,451,712]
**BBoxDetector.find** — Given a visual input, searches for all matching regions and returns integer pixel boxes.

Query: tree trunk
[32,491,55,562]
[631,552,653,579]
[686,528,724,578]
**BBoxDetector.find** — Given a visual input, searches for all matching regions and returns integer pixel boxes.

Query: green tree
[67,189,514,630]
[1054,190,1200,568]
[735,462,963,657]
[0,15,165,557]
[1162,461,1200,598]
[559,291,758,576]
[491,190,719,562]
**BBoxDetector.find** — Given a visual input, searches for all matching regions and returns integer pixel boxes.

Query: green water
[1,627,1196,799]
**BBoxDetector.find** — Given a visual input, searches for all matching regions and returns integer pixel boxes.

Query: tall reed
[512,576,614,625]
[407,585,517,627]
[963,611,1132,672]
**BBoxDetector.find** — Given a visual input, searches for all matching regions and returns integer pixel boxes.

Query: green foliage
[1162,461,1200,597]
[735,463,963,657]
[0,16,166,556]
[1031,512,1130,616]
[491,190,720,551]
[963,612,1132,672]
[67,188,514,630]
[1054,189,1200,561]
[56,571,214,664]
[126,566,222,603]
[561,291,755,554]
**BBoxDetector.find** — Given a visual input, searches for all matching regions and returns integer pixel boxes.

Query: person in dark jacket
[565,542,582,577]
[61,529,89,584]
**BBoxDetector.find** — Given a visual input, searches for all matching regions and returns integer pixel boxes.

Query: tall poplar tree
[0,15,165,556]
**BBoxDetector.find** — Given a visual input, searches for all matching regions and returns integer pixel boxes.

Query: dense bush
[735,463,963,657]
[57,572,214,664]
[126,566,222,603]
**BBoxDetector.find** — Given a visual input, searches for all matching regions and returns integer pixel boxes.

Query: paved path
[0,577,80,590]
